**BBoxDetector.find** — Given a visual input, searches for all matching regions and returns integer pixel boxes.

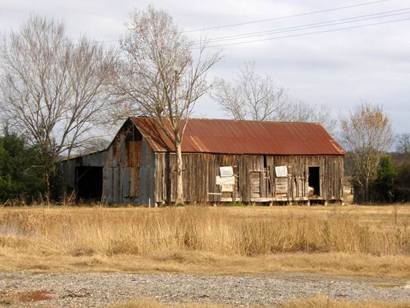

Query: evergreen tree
[374,156,397,202]
[0,132,46,202]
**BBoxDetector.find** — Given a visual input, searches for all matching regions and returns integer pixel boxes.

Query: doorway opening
[308,167,320,197]
[75,167,103,202]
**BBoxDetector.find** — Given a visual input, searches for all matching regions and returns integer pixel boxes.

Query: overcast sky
[1,0,410,134]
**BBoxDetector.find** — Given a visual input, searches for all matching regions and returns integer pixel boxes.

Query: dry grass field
[111,296,410,308]
[0,204,409,278]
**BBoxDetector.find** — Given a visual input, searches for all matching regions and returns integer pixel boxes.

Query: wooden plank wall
[138,138,156,205]
[154,153,344,204]
[101,122,156,205]
[266,155,344,201]
[61,151,106,195]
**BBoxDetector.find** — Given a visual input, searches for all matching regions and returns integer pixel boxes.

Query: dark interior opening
[308,167,320,196]
[75,167,103,202]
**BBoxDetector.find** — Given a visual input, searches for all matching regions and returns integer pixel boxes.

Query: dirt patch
[0,289,52,305]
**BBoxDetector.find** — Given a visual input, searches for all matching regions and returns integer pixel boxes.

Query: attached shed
[62,117,345,205]
[61,150,106,202]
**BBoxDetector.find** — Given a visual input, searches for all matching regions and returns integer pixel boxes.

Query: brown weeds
[110,298,225,308]
[0,205,409,276]
[1,206,408,256]
[110,295,410,308]
[280,294,410,308]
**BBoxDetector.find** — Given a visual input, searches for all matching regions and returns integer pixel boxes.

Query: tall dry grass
[111,298,224,308]
[280,294,410,308]
[0,206,409,258]
[110,295,410,308]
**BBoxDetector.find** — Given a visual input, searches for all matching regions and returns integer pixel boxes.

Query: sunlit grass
[0,205,409,277]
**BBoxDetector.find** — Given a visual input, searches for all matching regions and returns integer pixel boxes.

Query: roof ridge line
[132,116,322,125]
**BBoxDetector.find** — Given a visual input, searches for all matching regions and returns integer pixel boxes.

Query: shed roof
[130,117,344,155]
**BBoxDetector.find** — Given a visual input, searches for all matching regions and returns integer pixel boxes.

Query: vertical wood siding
[101,121,155,204]
[154,153,343,204]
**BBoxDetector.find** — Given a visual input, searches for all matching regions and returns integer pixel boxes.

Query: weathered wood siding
[61,151,106,193]
[154,153,343,204]
[102,121,155,204]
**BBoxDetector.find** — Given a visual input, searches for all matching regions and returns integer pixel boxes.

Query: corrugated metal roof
[131,117,345,155]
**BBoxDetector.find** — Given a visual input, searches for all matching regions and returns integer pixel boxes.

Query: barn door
[250,172,261,198]
[127,141,141,201]
[275,178,288,198]
[308,166,320,197]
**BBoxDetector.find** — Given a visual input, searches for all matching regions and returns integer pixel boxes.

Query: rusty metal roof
[131,117,344,155]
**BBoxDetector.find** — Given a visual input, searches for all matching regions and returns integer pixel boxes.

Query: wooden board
[275,177,288,196]
[250,172,261,198]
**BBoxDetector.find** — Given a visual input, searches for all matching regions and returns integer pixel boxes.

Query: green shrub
[373,156,397,202]
[0,132,46,202]
[394,163,410,202]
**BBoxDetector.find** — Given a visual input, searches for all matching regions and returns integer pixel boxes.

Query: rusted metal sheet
[131,117,344,156]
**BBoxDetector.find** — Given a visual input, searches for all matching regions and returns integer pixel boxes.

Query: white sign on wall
[217,166,235,192]
[221,184,235,192]
[220,176,235,185]
[216,176,235,185]
[275,166,288,177]
[220,166,234,177]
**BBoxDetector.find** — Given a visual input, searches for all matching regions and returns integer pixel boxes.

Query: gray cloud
[0,0,409,133]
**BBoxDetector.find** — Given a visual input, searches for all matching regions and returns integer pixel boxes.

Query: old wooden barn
[62,117,345,205]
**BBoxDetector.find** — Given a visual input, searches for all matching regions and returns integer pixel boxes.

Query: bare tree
[341,103,393,203]
[78,137,111,155]
[212,63,285,121]
[0,16,116,199]
[212,64,336,135]
[396,133,410,154]
[276,101,337,135]
[112,7,220,205]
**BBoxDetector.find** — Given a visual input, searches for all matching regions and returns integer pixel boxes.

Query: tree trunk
[45,167,51,205]
[175,142,184,205]
[364,176,370,203]
[44,154,56,205]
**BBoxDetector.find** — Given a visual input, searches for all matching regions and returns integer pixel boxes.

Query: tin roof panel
[131,117,344,155]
